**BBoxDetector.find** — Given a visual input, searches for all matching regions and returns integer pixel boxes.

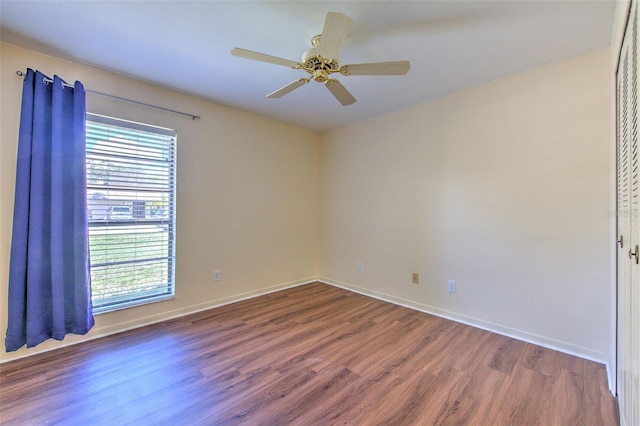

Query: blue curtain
[5,69,94,352]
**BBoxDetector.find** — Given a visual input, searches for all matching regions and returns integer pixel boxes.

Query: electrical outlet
[447,279,456,293]
[412,273,419,284]
[357,262,364,272]
[213,270,221,282]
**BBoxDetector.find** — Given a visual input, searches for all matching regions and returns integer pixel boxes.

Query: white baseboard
[0,276,318,364]
[606,362,616,396]
[93,276,317,337]
[318,277,610,367]
[3,276,612,379]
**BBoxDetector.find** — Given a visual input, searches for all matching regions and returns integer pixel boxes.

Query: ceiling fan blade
[341,61,411,76]
[318,12,353,61]
[325,79,356,106]
[266,78,309,98]
[231,48,300,68]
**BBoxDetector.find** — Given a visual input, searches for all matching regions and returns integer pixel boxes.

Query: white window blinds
[86,113,176,313]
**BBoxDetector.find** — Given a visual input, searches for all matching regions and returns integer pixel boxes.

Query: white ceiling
[1,1,615,132]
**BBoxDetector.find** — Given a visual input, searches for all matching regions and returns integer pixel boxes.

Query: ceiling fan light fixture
[312,69,329,82]
[302,46,319,64]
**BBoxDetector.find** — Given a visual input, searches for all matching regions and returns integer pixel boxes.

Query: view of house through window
[86,113,176,313]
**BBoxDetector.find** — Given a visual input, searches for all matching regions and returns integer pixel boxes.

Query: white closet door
[618,2,640,425]
[631,3,640,421]
[617,28,631,421]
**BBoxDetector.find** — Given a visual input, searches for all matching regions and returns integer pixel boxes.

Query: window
[86,114,176,313]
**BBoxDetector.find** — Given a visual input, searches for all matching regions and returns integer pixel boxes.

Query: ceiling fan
[230,12,411,106]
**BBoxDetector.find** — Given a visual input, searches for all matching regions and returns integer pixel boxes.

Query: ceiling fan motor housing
[302,38,339,82]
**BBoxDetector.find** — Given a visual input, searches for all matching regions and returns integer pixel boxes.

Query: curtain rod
[16,70,201,120]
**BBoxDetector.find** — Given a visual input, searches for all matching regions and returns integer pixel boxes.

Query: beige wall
[320,48,612,363]
[0,43,320,362]
[1,41,614,368]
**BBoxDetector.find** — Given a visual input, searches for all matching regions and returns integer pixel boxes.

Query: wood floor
[0,282,619,425]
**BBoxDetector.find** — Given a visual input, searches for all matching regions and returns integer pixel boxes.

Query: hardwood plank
[0,282,619,425]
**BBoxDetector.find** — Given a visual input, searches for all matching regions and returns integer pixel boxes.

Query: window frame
[86,113,177,313]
